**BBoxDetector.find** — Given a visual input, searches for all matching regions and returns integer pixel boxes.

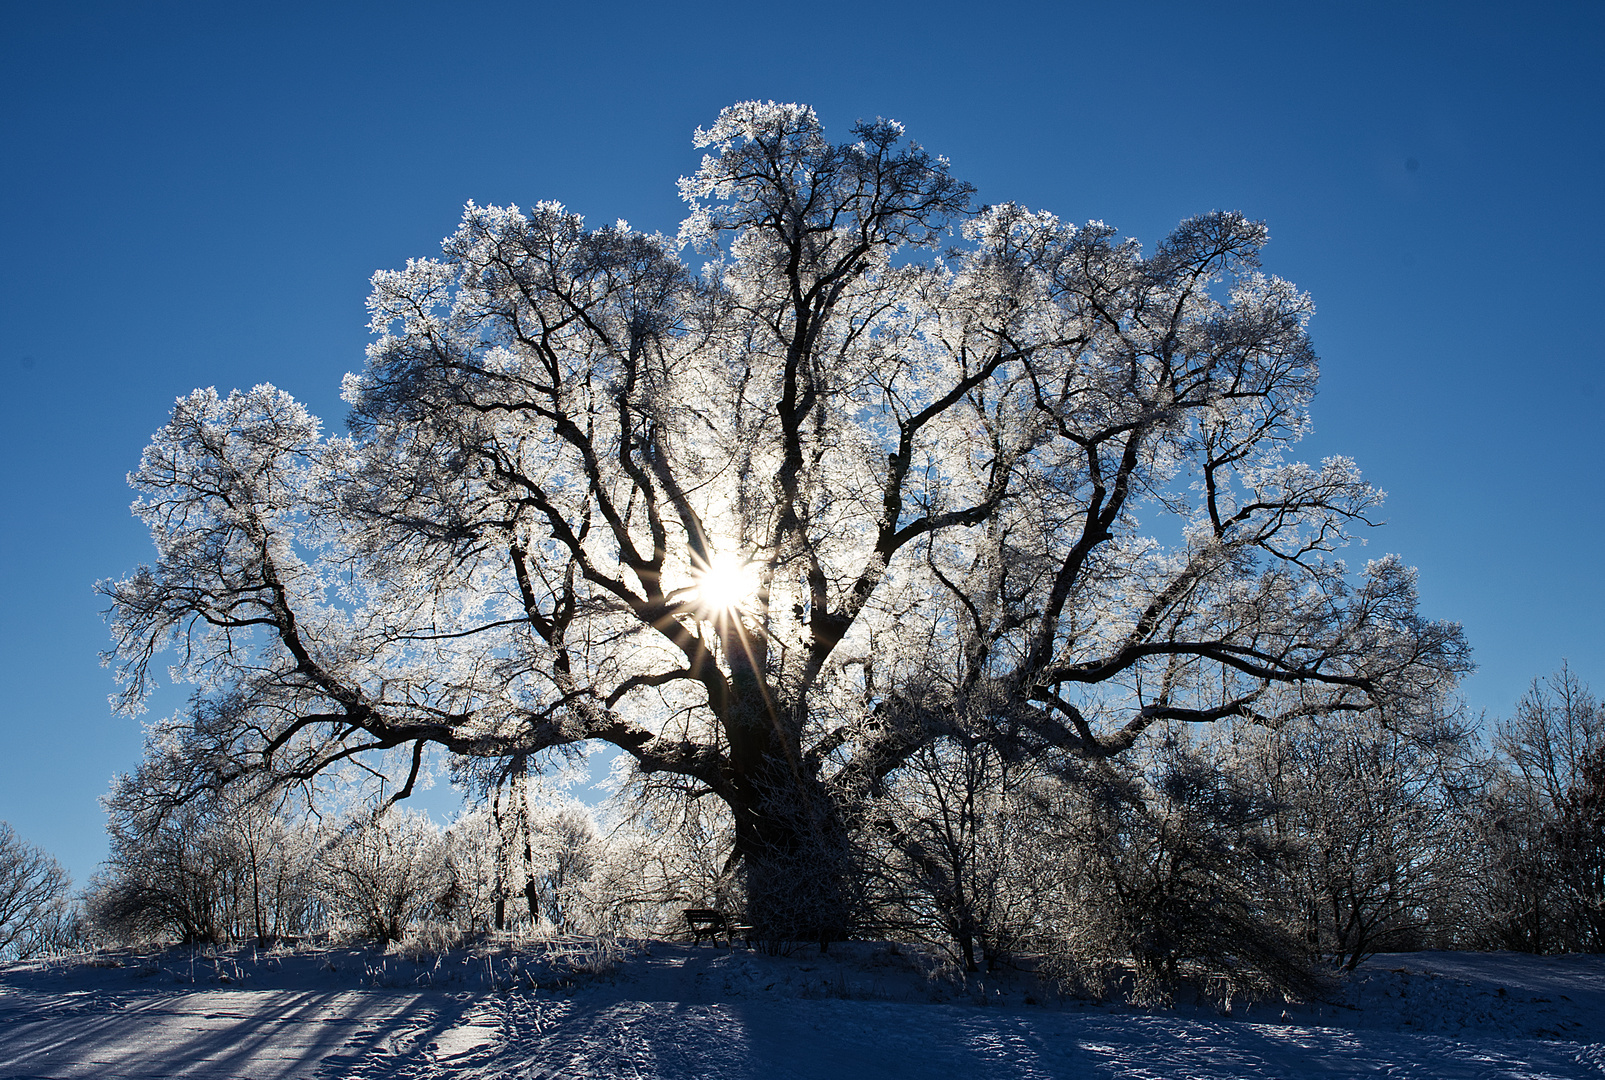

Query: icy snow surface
[3,942,1604,1078]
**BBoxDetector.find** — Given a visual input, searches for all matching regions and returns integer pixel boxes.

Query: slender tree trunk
[511,758,541,927]
[247,836,267,947]
[492,781,508,932]
[956,917,978,974]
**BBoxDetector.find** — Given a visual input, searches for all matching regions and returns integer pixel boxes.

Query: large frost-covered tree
[103,101,1469,941]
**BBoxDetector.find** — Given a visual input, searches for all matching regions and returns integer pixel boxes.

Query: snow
[3,943,1604,1078]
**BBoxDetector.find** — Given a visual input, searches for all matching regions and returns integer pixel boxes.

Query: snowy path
[366,996,1605,1080]
[0,986,484,1078]
[3,947,1604,1078]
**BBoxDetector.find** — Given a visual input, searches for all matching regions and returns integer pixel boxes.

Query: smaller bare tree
[90,798,234,945]
[320,809,451,944]
[441,807,502,933]
[1551,746,1605,950]
[1246,711,1477,969]
[1482,665,1604,952]
[0,823,74,961]
[871,730,1042,973]
[527,808,597,934]
[1040,737,1317,1005]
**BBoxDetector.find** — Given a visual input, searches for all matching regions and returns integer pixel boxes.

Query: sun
[693,552,758,616]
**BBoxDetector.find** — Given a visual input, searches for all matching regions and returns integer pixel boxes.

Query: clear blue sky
[3,0,1600,885]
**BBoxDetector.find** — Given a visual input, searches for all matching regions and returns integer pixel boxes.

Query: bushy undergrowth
[71,668,1605,1008]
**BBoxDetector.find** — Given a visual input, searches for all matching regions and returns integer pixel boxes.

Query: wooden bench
[683,908,743,947]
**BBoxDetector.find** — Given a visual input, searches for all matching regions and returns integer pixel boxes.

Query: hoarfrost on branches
[102,101,1470,940]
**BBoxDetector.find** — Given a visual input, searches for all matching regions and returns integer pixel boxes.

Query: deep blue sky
[3,0,1600,884]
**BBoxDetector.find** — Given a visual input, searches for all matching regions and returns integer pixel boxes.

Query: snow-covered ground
[3,939,1604,1078]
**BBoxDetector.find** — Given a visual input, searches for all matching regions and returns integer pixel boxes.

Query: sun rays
[692,551,759,618]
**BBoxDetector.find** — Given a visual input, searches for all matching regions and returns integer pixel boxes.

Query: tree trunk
[491,782,508,932]
[248,838,267,947]
[729,763,854,949]
[713,636,852,946]
[956,916,978,973]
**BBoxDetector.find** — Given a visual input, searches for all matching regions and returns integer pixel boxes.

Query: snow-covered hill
[3,941,1603,1078]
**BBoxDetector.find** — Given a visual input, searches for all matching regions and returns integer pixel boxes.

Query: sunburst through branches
[692,552,758,619]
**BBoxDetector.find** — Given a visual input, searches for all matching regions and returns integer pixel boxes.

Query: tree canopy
[103,101,1470,939]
